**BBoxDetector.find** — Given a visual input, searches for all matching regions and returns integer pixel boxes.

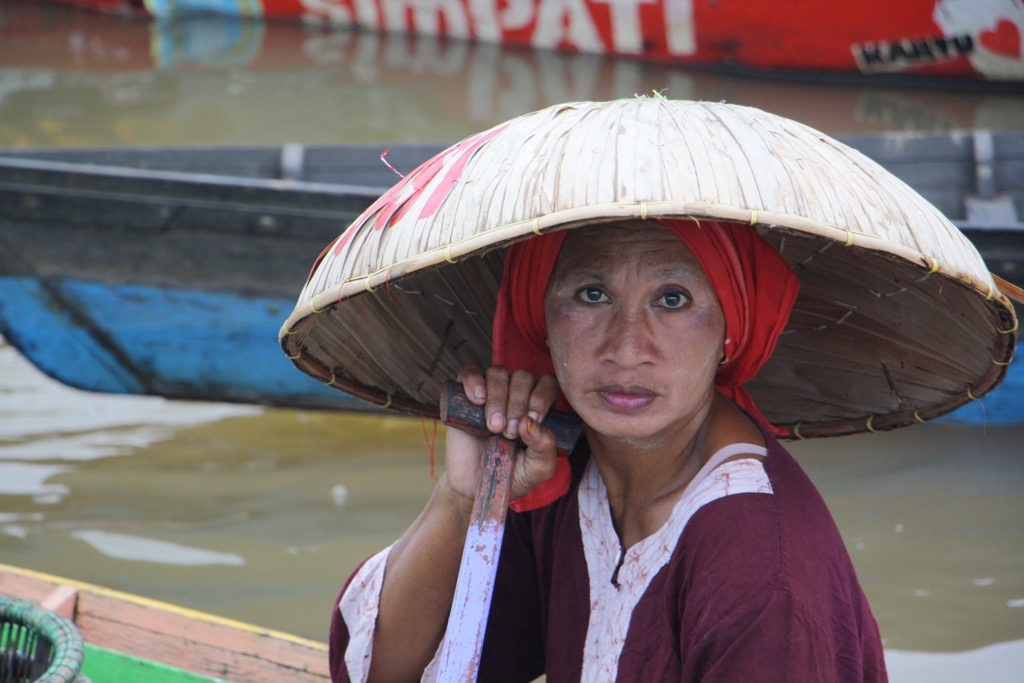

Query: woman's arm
[364,365,561,683]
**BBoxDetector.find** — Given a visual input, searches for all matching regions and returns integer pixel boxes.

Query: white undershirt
[579,443,772,683]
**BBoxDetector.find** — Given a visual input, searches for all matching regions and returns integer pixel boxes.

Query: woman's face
[545,222,725,443]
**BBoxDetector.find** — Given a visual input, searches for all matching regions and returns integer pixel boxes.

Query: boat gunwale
[0,562,328,653]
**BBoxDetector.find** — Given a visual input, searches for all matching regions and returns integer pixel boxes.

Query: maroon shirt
[330,432,887,682]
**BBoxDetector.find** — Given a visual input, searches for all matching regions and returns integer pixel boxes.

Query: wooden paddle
[436,381,583,682]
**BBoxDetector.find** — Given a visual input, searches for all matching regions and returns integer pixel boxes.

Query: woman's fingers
[520,416,557,456]
[511,417,559,499]
[484,366,510,433]
[527,373,560,423]
[456,364,561,439]
[503,369,537,439]
[457,364,486,405]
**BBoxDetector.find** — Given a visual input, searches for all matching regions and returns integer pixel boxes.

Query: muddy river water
[0,2,1022,681]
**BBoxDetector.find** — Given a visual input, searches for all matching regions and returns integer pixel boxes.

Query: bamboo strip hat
[280,99,1018,439]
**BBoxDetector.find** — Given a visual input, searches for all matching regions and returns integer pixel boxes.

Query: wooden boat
[0,131,1020,422]
[0,562,329,683]
[53,0,1024,83]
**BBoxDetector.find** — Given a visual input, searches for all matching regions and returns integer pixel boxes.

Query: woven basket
[280,99,1018,439]
[0,598,84,683]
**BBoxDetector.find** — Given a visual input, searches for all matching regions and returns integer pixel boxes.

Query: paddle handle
[435,382,582,682]
[435,435,517,683]
[440,380,583,455]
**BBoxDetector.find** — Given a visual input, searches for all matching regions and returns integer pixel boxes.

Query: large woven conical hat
[280,99,1018,439]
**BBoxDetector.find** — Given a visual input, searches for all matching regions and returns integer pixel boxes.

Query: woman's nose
[599,307,656,367]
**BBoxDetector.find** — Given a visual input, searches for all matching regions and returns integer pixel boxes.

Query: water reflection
[886,639,1024,683]
[153,15,266,68]
[0,338,260,441]
[1,1,1023,150]
[0,339,438,638]
[72,530,246,566]
[0,463,71,499]
[0,339,263,515]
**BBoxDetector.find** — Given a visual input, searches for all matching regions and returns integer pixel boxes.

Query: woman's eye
[578,288,608,304]
[659,291,688,309]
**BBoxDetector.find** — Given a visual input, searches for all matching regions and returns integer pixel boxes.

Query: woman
[328,218,888,683]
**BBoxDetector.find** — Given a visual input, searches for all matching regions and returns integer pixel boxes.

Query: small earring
[719,355,729,366]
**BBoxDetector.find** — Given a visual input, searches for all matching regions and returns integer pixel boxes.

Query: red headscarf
[493,219,800,511]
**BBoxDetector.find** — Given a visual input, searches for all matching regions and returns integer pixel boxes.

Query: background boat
[0,562,329,683]
[0,143,443,411]
[51,0,1024,83]
[0,131,1019,423]
[6,0,1023,151]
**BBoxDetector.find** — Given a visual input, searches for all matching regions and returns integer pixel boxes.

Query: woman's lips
[596,385,657,411]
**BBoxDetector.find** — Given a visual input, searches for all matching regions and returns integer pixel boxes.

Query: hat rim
[280,200,1017,439]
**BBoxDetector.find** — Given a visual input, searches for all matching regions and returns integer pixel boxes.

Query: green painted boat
[0,563,328,683]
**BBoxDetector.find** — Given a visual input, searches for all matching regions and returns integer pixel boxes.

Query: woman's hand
[371,364,561,683]
[441,364,562,504]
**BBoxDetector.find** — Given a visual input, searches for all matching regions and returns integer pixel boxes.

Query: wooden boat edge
[0,562,330,683]
[0,562,327,652]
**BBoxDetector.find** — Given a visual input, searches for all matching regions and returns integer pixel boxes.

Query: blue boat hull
[0,276,362,410]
